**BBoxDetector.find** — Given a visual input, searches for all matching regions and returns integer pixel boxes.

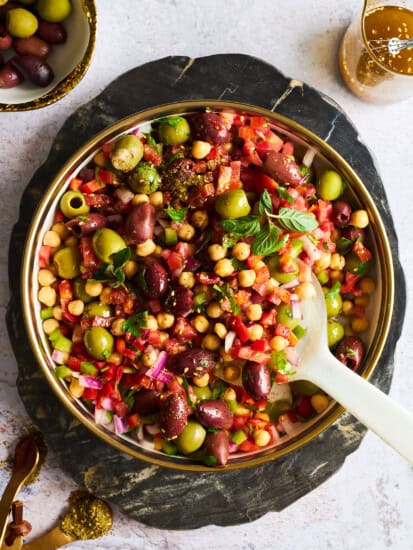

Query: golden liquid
[365,5,413,75]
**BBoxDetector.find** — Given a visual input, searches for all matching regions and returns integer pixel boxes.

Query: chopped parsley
[122,310,149,338]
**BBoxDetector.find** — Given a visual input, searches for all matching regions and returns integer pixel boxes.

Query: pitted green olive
[92,228,127,263]
[176,421,206,455]
[6,8,38,38]
[53,247,80,279]
[324,291,343,317]
[215,189,251,219]
[317,170,343,201]
[192,385,212,401]
[127,162,160,194]
[110,135,144,172]
[276,303,300,329]
[266,255,299,284]
[158,117,191,145]
[37,0,72,23]
[59,191,90,219]
[73,278,93,303]
[83,327,114,360]
[85,302,112,318]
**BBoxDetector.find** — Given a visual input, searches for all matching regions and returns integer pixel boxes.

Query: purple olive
[204,430,230,466]
[263,151,303,186]
[159,393,189,439]
[124,203,155,245]
[0,61,23,88]
[190,112,231,145]
[10,55,53,87]
[341,226,366,242]
[0,23,12,51]
[332,201,352,228]
[141,258,169,299]
[168,349,217,378]
[242,362,271,402]
[13,36,52,58]
[335,336,365,372]
[78,167,95,182]
[66,213,108,237]
[36,19,67,44]
[133,389,160,415]
[196,399,233,429]
[166,286,193,317]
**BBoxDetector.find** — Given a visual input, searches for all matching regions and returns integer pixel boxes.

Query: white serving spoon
[294,275,413,464]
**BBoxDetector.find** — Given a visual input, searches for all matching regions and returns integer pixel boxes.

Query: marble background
[1,1,412,549]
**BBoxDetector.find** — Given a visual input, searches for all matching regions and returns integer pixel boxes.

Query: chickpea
[315,252,331,273]
[359,277,376,294]
[223,387,237,401]
[145,315,158,330]
[123,260,139,279]
[179,271,195,288]
[311,394,329,414]
[153,245,163,257]
[342,300,353,316]
[232,242,250,261]
[68,300,84,316]
[136,239,156,257]
[149,191,164,207]
[69,378,84,398]
[253,429,271,447]
[246,304,262,322]
[355,295,369,307]
[329,270,344,282]
[202,334,221,351]
[248,324,264,341]
[38,286,57,307]
[192,315,210,333]
[223,366,241,383]
[192,140,212,159]
[206,301,223,319]
[43,230,61,248]
[108,352,122,366]
[214,258,234,278]
[238,269,256,288]
[214,322,228,339]
[157,312,175,330]
[42,318,59,335]
[142,348,157,367]
[208,244,227,262]
[191,210,209,230]
[193,373,210,387]
[38,268,56,287]
[111,318,126,336]
[330,253,345,271]
[52,305,63,321]
[132,193,150,205]
[296,282,316,300]
[100,287,112,304]
[51,222,69,240]
[85,281,103,297]
[350,209,369,229]
[351,317,369,333]
[270,335,289,352]
[178,223,195,242]
[158,331,169,346]
[255,412,270,422]
[94,151,106,167]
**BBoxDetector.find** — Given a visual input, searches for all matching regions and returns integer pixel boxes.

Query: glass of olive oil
[339,0,413,103]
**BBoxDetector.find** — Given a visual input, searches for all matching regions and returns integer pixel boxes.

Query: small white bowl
[0,0,96,111]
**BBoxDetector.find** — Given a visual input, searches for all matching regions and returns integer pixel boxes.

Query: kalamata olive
[0,3,20,17]
[204,430,230,466]
[263,151,303,186]
[335,336,365,372]
[341,226,366,242]
[78,166,95,182]
[0,23,12,50]
[124,202,155,245]
[190,112,231,145]
[138,258,169,299]
[166,286,193,317]
[159,393,189,439]
[13,36,51,58]
[0,61,23,88]
[132,389,160,415]
[332,201,352,227]
[168,349,217,378]
[10,54,53,87]
[36,18,67,44]
[66,213,108,237]
[196,399,233,429]
[242,362,271,402]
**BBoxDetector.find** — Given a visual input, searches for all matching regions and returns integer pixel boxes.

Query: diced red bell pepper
[115,337,126,355]
[82,388,98,400]
[114,401,130,417]
[231,415,249,430]
[239,439,261,453]
[231,316,250,344]
[69,177,83,191]
[96,169,114,184]
[242,140,262,166]
[250,116,267,130]
[237,346,271,364]
[275,372,289,384]
[251,339,267,352]
[81,179,106,194]
[206,146,219,160]
[261,310,277,327]
[101,363,117,381]
[147,329,162,346]
[275,323,291,339]
[79,237,100,271]
[127,412,141,429]
[238,125,257,142]
[102,142,114,157]
[38,245,51,268]
[62,311,78,324]
[123,347,138,360]
[340,273,362,295]
[67,356,81,372]
[59,280,73,311]
[229,161,241,188]
[353,239,372,262]
[143,144,162,165]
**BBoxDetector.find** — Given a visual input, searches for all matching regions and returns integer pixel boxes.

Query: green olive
[158,117,191,145]
[290,238,303,258]
[53,247,80,279]
[73,278,93,303]
[59,191,90,219]
[6,8,38,38]
[344,252,371,276]
[317,170,343,201]
[327,319,344,348]
[266,255,299,284]
[317,270,329,285]
[192,385,212,401]
[127,162,160,194]
[276,303,300,329]
[84,327,114,360]
[92,228,127,263]
[110,135,144,172]
[215,189,251,219]
[176,421,206,455]
[290,380,320,396]
[85,302,112,318]
[266,399,291,422]
[36,0,71,22]
[324,290,343,317]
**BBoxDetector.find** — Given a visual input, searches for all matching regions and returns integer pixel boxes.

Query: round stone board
[7,54,406,530]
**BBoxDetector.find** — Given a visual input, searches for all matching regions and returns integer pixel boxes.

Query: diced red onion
[114,414,128,435]
[280,278,299,289]
[146,351,167,379]
[301,236,322,263]
[136,424,144,441]
[186,256,201,271]
[145,423,160,436]
[224,331,236,353]
[79,375,103,390]
[290,300,301,319]
[100,397,113,411]
[92,315,114,328]
[285,347,300,367]
[131,127,141,136]
[228,441,240,454]
[114,187,134,204]
[95,408,111,425]
[52,349,69,364]
[302,147,316,168]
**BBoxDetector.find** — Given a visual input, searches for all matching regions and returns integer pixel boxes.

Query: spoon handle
[306,357,413,464]
[22,527,74,550]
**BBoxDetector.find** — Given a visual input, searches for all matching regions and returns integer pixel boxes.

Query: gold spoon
[0,437,39,548]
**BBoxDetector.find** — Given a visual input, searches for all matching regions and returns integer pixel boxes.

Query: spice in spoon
[60,491,112,540]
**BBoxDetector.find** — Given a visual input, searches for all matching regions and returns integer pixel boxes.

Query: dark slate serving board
[7,54,406,530]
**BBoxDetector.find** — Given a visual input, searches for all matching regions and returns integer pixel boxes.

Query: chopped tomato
[237,346,271,364]
[246,255,264,269]
[102,142,114,157]
[231,316,250,344]
[249,116,267,130]
[67,356,81,371]
[96,169,114,184]
[229,161,241,188]
[281,141,294,156]
[317,200,333,224]
[261,310,277,327]
[69,177,83,190]
[82,388,98,400]
[340,273,362,295]
[127,413,141,429]
[239,439,261,453]
[251,339,267,352]
[242,140,262,166]
[172,317,197,343]
[268,286,291,304]
[216,165,233,194]
[38,245,51,268]
[115,338,126,355]
[231,415,249,430]
[275,323,291,339]
[195,272,220,285]
[238,125,257,142]
[353,240,372,262]
[147,330,162,346]
[275,372,289,384]
[143,144,162,165]
[254,172,278,193]
[80,179,105,194]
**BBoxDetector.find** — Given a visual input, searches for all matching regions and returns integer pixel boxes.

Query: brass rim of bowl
[0,0,97,112]
[21,100,395,472]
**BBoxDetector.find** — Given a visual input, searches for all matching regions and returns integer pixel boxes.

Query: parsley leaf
[276,208,318,232]
[325,281,341,298]
[258,189,273,216]
[193,292,208,313]
[278,186,294,204]
[213,283,240,315]
[166,205,187,222]
[90,248,131,288]
[220,215,261,236]
[122,310,148,338]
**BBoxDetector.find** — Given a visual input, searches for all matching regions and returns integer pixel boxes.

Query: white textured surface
[1,1,413,548]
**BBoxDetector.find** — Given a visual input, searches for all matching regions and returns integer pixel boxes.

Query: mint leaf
[166,205,187,222]
[252,225,285,256]
[122,310,148,338]
[278,186,294,204]
[112,248,131,270]
[258,189,273,216]
[220,215,261,236]
[277,208,318,232]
